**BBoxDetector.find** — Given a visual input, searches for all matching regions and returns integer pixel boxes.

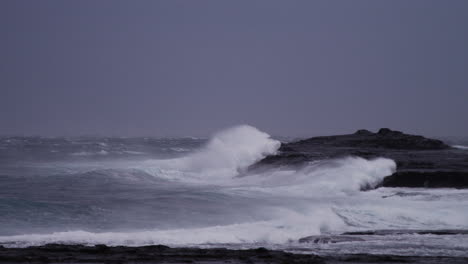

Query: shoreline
[1,244,468,264]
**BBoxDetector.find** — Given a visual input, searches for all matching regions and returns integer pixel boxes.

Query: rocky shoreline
[1,244,468,264]
[253,128,468,189]
[2,130,467,263]
[2,230,467,263]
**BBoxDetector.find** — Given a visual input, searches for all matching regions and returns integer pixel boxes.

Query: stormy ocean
[0,125,467,257]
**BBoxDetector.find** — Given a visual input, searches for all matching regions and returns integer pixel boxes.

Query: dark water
[0,136,206,235]
[0,127,467,257]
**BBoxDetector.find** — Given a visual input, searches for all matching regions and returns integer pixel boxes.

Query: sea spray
[141,125,281,182]
[235,157,396,195]
[1,126,467,249]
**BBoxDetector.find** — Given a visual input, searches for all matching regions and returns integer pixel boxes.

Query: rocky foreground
[253,128,468,189]
[1,244,468,264]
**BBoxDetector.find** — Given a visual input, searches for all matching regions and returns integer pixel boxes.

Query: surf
[1,125,467,250]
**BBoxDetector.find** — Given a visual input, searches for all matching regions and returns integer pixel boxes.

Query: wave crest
[144,125,280,182]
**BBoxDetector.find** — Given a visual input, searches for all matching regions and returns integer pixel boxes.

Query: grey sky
[1,0,467,137]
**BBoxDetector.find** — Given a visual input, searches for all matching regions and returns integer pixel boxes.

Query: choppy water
[1,125,467,256]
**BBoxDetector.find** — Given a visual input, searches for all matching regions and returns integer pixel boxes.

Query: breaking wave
[2,125,467,249]
[140,125,281,183]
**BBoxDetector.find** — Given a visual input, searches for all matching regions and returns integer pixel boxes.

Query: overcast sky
[1,0,467,137]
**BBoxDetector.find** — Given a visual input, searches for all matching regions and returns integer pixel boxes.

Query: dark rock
[252,128,468,189]
[380,171,468,188]
[0,244,326,264]
[1,244,467,264]
[143,244,170,251]
[254,247,269,253]
[328,254,468,264]
[298,235,365,244]
[342,229,468,236]
[94,244,109,252]
[286,128,449,150]
[377,128,402,136]
[355,129,373,135]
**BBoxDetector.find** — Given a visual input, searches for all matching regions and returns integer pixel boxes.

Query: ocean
[1,125,467,257]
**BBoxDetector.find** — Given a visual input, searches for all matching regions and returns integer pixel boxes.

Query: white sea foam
[1,187,467,248]
[141,125,281,182]
[453,145,468,150]
[233,157,396,195]
[137,126,395,192]
[170,147,190,152]
[70,150,109,156]
[121,150,146,155]
[0,208,345,247]
[1,125,467,250]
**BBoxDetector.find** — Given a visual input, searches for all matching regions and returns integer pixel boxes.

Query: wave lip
[142,125,281,182]
[186,125,281,172]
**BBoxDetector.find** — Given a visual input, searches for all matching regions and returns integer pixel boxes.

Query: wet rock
[379,171,468,188]
[284,128,449,150]
[252,128,468,189]
[0,244,326,264]
[299,235,365,244]
[342,229,468,236]
[1,244,467,264]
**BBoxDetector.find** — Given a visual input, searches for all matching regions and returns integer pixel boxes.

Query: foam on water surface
[0,125,467,255]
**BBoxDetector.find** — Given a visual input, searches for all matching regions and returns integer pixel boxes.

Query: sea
[0,125,467,257]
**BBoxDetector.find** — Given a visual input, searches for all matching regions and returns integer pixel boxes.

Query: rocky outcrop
[298,229,468,244]
[1,244,467,264]
[379,171,468,188]
[0,241,468,264]
[283,128,449,151]
[342,229,468,236]
[0,244,326,264]
[298,235,365,244]
[252,128,468,189]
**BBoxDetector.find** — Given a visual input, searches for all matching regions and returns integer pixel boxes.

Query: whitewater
[0,125,467,256]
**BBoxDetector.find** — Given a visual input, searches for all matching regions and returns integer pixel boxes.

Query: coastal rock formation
[253,128,468,189]
[379,171,468,188]
[298,235,365,244]
[342,229,468,236]
[298,229,468,244]
[0,244,326,264]
[285,128,449,150]
[1,244,467,264]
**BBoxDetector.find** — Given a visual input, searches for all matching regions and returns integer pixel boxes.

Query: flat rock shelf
[1,244,468,264]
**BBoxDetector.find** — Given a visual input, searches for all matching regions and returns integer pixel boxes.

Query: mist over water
[0,125,467,256]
